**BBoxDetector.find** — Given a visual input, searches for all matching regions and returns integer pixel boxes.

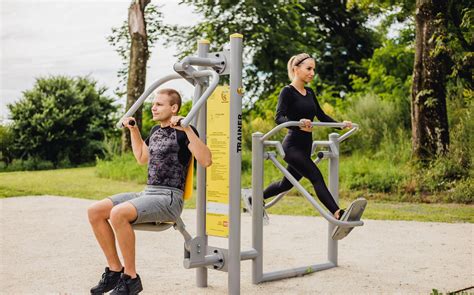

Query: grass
[1,167,473,223]
[0,167,143,200]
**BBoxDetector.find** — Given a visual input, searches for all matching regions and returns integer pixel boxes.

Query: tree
[411,0,451,161]
[352,0,472,161]
[8,76,117,166]
[169,0,378,101]
[108,1,166,152]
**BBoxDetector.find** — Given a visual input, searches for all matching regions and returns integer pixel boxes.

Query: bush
[0,125,14,167]
[8,76,118,168]
[96,153,147,183]
[343,93,405,153]
[448,179,474,204]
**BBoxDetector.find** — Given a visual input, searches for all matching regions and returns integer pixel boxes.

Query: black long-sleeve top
[275,85,337,131]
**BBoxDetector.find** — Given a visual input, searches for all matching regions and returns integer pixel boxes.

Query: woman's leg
[263,165,302,200]
[285,152,340,214]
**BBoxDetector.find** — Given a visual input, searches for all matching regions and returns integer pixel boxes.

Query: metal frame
[116,35,244,295]
[115,34,364,294]
[251,121,362,283]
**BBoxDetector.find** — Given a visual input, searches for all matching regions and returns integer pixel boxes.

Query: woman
[245,53,352,221]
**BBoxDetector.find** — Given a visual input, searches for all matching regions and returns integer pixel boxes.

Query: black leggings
[263,131,340,214]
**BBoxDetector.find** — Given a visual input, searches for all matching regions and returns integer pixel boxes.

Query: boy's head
[151,88,182,122]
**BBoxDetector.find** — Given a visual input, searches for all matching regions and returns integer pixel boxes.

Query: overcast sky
[0,0,201,122]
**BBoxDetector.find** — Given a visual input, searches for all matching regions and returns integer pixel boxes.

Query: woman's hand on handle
[299,118,313,132]
[342,120,353,129]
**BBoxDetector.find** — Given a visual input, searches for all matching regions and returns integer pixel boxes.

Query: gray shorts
[108,185,184,224]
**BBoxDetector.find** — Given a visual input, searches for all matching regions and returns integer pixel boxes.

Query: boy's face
[151,94,178,122]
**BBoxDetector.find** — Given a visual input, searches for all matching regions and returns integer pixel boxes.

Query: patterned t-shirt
[144,125,198,190]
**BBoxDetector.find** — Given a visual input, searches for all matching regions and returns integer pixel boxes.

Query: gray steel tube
[240,249,258,261]
[195,40,210,288]
[267,154,363,227]
[184,254,222,269]
[181,70,219,127]
[251,132,264,284]
[181,56,223,67]
[116,73,182,128]
[261,121,358,141]
[228,33,243,295]
[261,262,336,282]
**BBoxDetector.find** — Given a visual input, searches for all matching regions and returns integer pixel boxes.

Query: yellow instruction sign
[206,85,230,238]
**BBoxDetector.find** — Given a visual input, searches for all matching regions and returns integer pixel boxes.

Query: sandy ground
[0,196,472,294]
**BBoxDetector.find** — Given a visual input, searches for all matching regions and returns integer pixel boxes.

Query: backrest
[183,156,194,200]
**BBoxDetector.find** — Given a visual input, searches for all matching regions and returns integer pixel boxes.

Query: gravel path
[1,196,472,294]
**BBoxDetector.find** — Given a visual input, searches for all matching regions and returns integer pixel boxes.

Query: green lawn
[1,167,472,223]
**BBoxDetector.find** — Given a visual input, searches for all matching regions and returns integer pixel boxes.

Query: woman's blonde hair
[287,53,314,81]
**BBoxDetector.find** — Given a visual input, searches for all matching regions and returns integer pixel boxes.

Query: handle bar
[261,121,359,142]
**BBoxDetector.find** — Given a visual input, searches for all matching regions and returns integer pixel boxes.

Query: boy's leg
[109,202,138,278]
[88,199,122,271]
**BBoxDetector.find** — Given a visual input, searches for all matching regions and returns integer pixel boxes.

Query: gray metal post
[228,33,243,295]
[328,133,340,265]
[196,39,210,288]
[251,132,264,284]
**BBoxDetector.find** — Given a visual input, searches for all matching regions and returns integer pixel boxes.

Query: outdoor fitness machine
[251,122,364,283]
[116,34,247,295]
[116,34,366,294]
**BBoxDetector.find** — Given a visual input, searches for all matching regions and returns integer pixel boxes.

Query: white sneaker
[241,188,253,214]
[241,188,270,225]
[262,208,270,225]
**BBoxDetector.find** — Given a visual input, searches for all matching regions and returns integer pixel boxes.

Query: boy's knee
[110,204,135,225]
[88,204,101,223]
[88,200,112,223]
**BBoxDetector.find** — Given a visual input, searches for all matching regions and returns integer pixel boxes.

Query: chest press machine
[116,34,366,295]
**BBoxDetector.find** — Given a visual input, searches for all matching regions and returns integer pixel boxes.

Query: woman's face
[294,59,315,83]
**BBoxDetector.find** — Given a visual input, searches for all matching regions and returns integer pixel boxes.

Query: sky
[0,0,201,122]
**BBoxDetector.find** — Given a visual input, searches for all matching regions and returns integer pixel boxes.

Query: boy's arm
[170,116,212,167]
[124,117,149,165]
[183,126,212,167]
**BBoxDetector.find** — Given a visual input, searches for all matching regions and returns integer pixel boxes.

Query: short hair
[156,88,182,113]
[287,53,315,81]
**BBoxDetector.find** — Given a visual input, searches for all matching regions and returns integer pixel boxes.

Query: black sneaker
[90,267,123,295]
[336,209,346,220]
[111,273,143,295]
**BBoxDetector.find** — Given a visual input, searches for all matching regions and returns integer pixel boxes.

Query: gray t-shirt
[144,125,198,190]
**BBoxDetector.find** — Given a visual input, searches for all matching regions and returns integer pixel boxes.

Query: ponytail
[287,53,313,81]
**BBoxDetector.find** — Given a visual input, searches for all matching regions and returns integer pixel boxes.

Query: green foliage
[170,1,378,99]
[0,157,55,172]
[343,93,406,152]
[0,125,14,166]
[8,76,118,168]
[349,38,414,128]
[448,179,474,204]
[96,153,147,184]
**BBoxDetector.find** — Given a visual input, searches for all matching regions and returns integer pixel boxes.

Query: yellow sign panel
[206,85,230,238]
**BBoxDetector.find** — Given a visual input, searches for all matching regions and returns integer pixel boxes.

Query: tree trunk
[122,0,150,152]
[411,0,450,162]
